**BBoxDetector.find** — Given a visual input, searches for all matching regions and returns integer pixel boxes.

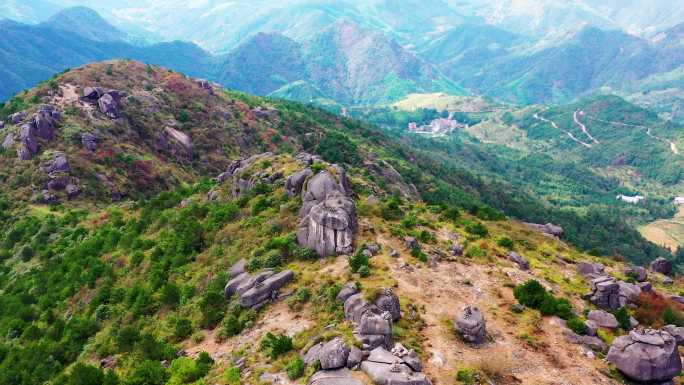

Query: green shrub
[497,237,514,249]
[613,307,631,330]
[286,356,305,380]
[567,318,588,335]
[465,222,488,238]
[357,265,371,277]
[456,368,477,385]
[260,332,293,359]
[315,131,361,166]
[310,163,325,174]
[124,360,168,385]
[174,318,193,340]
[349,250,370,273]
[224,367,241,385]
[514,280,576,320]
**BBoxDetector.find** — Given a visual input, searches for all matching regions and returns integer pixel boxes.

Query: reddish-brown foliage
[635,291,670,326]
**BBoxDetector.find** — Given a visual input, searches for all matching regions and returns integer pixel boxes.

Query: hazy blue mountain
[0,0,61,24]
[40,6,127,42]
[0,19,212,101]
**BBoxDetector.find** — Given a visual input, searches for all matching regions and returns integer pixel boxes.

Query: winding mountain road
[574,110,600,144]
[533,112,593,148]
[587,116,679,155]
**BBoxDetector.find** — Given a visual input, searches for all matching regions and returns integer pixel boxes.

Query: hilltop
[2,61,684,385]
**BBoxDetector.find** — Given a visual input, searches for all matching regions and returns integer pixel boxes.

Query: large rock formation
[224,269,294,309]
[455,306,487,344]
[587,276,641,311]
[297,170,357,257]
[2,105,62,160]
[317,338,351,370]
[650,257,673,275]
[625,265,648,282]
[523,222,564,237]
[308,368,364,385]
[607,329,682,384]
[286,168,313,197]
[343,293,395,351]
[360,347,431,385]
[577,262,605,278]
[587,310,618,330]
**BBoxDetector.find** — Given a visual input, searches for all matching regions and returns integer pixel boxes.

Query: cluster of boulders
[585,275,645,311]
[455,306,487,344]
[304,286,430,385]
[223,259,294,309]
[607,329,682,384]
[40,151,81,203]
[82,86,125,119]
[523,222,564,238]
[295,166,357,257]
[2,105,61,160]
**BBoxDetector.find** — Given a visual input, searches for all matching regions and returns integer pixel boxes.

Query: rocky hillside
[1,60,684,385]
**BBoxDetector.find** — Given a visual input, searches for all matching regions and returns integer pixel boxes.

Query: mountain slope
[1,60,684,385]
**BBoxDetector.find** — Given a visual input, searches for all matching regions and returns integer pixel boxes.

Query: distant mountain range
[2,4,684,115]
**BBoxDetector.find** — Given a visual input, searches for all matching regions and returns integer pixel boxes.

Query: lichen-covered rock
[455,306,486,344]
[650,257,673,275]
[318,338,350,370]
[507,251,529,270]
[297,171,357,257]
[607,329,682,383]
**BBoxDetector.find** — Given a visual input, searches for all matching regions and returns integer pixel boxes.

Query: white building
[617,194,645,204]
[674,197,684,205]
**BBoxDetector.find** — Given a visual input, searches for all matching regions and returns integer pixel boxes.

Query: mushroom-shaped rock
[587,310,618,330]
[650,257,673,275]
[374,288,401,322]
[318,338,350,370]
[286,168,312,197]
[607,329,682,384]
[507,251,529,270]
[238,270,294,308]
[455,306,486,344]
[308,368,364,385]
[625,265,648,282]
[336,282,359,303]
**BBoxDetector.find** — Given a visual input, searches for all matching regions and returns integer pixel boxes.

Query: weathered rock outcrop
[308,368,364,385]
[41,152,70,174]
[216,153,274,195]
[607,329,682,384]
[97,92,121,119]
[336,282,359,303]
[343,293,395,351]
[9,111,27,125]
[587,310,618,330]
[318,338,351,370]
[361,347,431,385]
[625,265,648,282]
[224,269,294,309]
[507,251,529,270]
[563,329,608,352]
[375,289,401,322]
[158,126,194,160]
[663,325,684,346]
[577,262,605,278]
[286,168,312,197]
[587,276,641,311]
[455,306,487,344]
[364,160,419,199]
[2,105,62,160]
[650,257,673,275]
[523,222,564,237]
[297,170,357,257]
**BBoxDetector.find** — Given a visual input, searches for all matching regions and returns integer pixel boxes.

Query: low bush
[286,356,305,380]
[260,332,293,359]
[567,318,588,335]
